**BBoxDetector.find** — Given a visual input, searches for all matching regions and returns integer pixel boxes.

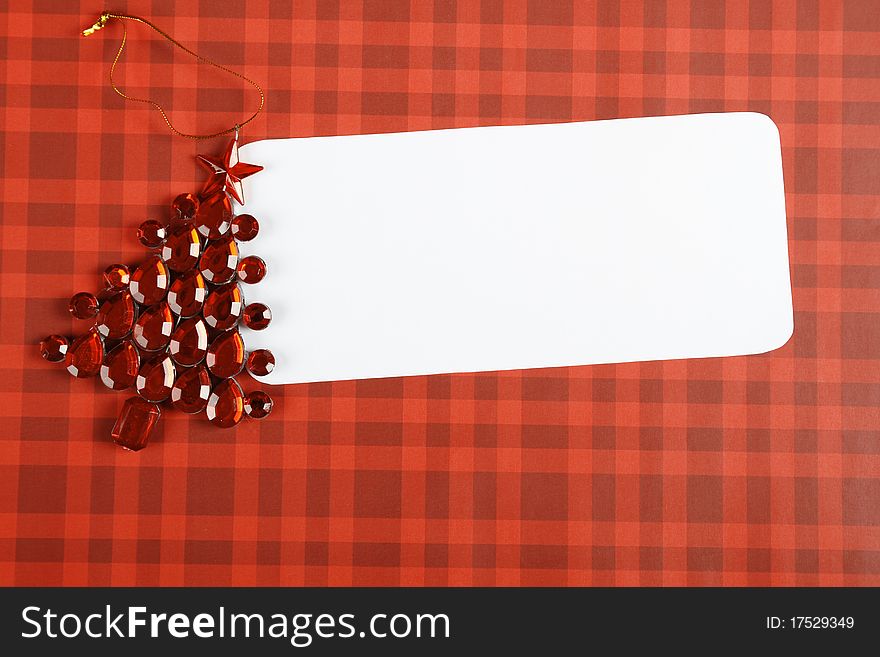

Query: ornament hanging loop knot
[82,12,110,37]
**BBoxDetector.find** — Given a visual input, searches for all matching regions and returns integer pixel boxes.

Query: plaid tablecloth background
[1,0,878,586]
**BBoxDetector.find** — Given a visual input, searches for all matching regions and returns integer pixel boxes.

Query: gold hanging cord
[82,11,265,140]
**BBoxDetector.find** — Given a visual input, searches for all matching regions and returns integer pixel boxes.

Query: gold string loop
[81,11,265,140]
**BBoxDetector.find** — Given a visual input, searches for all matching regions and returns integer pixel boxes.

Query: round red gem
[132,302,174,351]
[245,349,275,376]
[40,334,69,362]
[231,214,259,242]
[161,222,201,273]
[69,291,99,319]
[65,328,104,378]
[243,303,272,330]
[195,192,233,239]
[103,264,131,290]
[244,390,273,419]
[206,377,245,428]
[202,282,243,331]
[136,353,176,403]
[206,330,245,378]
[100,340,140,390]
[236,255,266,284]
[169,316,209,367]
[129,254,170,305]
[167,268,207,317]
[170,364,211,414]
[172,193,200,221]
[96,290,137,339]
[138,219,168,248]
[199,235,239,284]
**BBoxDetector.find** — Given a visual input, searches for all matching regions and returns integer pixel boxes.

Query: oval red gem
[167,268,207,317]
[244,391,273,419]
[65,328,104,378]
[160,222,201,273]
[236,255,266,284]
[199,235,239,284]
[112,396,161,452]
[169,316,209,367]
[100,340,140,390]
[206,377,245,428]
[40,334,69,362]
[132,302,174,351]
[170,364,211,414]
[103,264,130,290]
[242,303,272,330]
[202,282,243,331]
[206,330,245,378]
[195,192,233,239]
[129,254,170,305]
[96,290,137,339]
[138,219,167,248]
[136,353,176,402]
[230,213,259,241]
[245,348,275,376]
[69,291,99,319]
[172,193,200,221]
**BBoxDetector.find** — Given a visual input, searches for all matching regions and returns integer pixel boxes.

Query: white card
[237,112,792,385]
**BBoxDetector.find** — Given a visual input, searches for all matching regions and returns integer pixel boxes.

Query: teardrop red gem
[100,340,140,390]
[65,328,104,378]
[136,353,176,402]
[206,378,245,428]
[169,316,209,367]
[160,222,201,273]
[170,364,211,414]
[195,192,233,239]
[129,254,170,305]
[201,282,243,331]
[199,235,239,284]
[167,269,207,317]
[206,330,245,378]
[96,290,137,339]
[132,302,174,351]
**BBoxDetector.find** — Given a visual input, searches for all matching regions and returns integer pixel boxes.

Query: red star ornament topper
[197,129,263,205]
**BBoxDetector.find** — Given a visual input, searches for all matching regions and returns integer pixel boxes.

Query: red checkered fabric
[1,0,878,586]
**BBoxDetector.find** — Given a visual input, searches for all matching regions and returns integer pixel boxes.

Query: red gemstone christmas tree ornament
[69,292,100,319]
[137,219,167,248]
[40,15,275,448]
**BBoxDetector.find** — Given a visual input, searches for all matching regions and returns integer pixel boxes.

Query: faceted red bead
[100,340,140,390]
[103,264,130,290]
[161,222,201,273]
[169,316,209,367]
[236,255,266,284]
[195,192,233,239]
[230,213,259,242]
[206,330,245,378]
[199,235,239,284]
[171,193,200,221]
[245,349,275,377]
[111,396,161,451]
[167,268,207,317]
[65,328,104,378]
[201,282,243,331]
[40,334,69,362]
[138,219,167,248]
[69,291,99,319]
[243,303,272,330]
[136,353,176,402]
[132,302,174,351]
[206,377,245,428]
[170,364,211,414]
[96,290,137,339]
[244,391,273,419]
[129,254,170,305]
